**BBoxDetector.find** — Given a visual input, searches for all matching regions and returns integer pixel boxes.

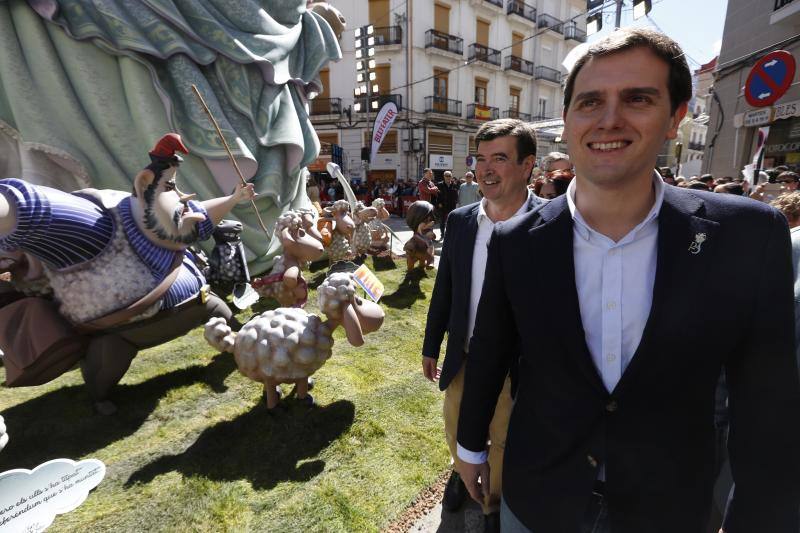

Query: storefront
[763,114,800,169]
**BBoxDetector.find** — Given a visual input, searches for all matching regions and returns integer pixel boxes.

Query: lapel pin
[688,232,706,255]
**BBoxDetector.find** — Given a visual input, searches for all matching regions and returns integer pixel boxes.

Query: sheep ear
[342,304,365,347]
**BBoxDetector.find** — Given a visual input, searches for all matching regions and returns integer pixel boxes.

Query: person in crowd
[698,173,715,189]
[418,168,439,203]
[687,179,711,190]
[538,177,570,200]
[771,191,800,367]
[422,118,546,533]
[541,152,573,177]
[326,181,337,201]
[436,171,460,237]
[658,167,676,186]
[714,182,745,195]
[750,170,799,202]
[458,171,482,207]
[456,28,800,533]
[675,176,688,187]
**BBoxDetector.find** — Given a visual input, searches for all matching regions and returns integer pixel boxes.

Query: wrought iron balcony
[425,96,462,116]
[504,55,534,76]
[534,65,562,84]
[538,13,564,34]
[373,26,403,46]
[507,0,537,23]
[688,141,705,151]
[481,0,503,6]
[776,0,795,10]
[310,97,342,115]
[467,103,500,120]
[425,29,464,55]
[531,114,553,122]
[468,43,501,66]
[564,24,586,43]
[355,93,403,112]
[502,109,532,121]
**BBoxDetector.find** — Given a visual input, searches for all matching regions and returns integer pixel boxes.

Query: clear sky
[588,0,729,70]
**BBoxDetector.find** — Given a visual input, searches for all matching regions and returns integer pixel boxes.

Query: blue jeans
[500,493,612,533]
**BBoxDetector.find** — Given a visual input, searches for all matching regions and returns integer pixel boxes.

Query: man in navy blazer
[456,29,800,533]
[422,119,546,532]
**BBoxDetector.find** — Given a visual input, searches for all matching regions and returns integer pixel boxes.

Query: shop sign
[370,154,399,170]
[429,154,453,170]
[773,99,800,121]
[744,108,772,127]
[765,141,800,153]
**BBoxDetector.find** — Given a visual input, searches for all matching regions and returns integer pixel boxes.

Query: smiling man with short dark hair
[456,28,800,533]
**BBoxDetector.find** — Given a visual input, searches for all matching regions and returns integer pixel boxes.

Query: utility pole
[615,0,624,29]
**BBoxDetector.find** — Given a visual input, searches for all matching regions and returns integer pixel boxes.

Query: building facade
[705,0,800,178]
[309,0,586,184]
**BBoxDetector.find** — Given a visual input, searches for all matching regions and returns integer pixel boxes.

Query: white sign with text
[429,154,453,170]
[0,458,105,532]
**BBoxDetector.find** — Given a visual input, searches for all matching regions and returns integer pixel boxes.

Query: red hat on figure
[149,133,189,163]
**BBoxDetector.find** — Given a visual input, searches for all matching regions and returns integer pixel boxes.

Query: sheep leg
[296,377,309,399]
[264,378,281,409]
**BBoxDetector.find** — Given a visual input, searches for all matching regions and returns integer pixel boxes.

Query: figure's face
[475,136,533,204]
[142,165,205,245]
[563,47,687,189]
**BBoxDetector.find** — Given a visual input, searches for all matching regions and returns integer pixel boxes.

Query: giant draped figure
[0,0,342,274]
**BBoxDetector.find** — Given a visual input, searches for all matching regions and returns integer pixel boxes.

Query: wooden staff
[190,84,270,237]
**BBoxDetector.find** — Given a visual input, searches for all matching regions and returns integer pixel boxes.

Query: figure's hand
[234,182,257,202]
[458,460,490,505]
[422,356,440,382]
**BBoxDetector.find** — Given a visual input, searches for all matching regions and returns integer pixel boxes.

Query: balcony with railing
[425,96,462,116]
[531,114,553,122]
[355,93,403,112]
[776,0,795,10]
[506,0,537,23]
[688,141,705,151]
[468,43,501,67]
[467,103,500,121]
[534,65,562,84]
[373,26,403,46]
[538,13,564,34]
[504,55,534,76]
[564,24,586,43]
[425,29,464,56]
[310,97,342,116]
[772,0,800,24]
[502,109,531,121]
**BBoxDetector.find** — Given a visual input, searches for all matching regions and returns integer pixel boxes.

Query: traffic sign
[745,50,796,107]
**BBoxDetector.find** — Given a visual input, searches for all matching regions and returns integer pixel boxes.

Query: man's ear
[133,169,155,199]
[666,101,689,140]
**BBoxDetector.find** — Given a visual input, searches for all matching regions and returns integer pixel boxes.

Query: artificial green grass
[0,260,450,532]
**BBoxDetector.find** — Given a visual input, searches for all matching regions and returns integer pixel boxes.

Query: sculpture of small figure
[403,201,436,270]
[252,210,325,307]
[368,198,391,253]
[351,201,377,257]
[205,272,384,409]
[323,200,355,263]
[207,220,250,297]
[0,133,255,414]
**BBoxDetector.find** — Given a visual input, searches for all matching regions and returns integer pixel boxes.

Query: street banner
[753,126,770,170]
[370,102,398,163]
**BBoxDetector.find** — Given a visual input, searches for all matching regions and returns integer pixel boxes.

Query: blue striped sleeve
[188,200,214,241]
[0,178,114,270]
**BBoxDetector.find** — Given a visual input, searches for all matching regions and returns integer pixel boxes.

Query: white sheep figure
[204,272,384,409]
[0,415,7,451]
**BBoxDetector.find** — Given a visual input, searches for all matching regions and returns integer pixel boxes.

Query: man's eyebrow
[621,87,661,98]
[477,152,509,158]
[573,90,603,102]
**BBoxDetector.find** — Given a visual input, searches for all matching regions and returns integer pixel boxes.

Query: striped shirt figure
[0,178,213,312]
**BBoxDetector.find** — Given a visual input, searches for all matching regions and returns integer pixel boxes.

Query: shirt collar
[566,170,665,243]
[477,190,531,225]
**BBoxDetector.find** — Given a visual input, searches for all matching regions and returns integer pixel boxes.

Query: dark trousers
[500,487,611,533]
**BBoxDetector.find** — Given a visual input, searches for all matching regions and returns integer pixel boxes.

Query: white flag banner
[752,126,770,168]
[370,102,398,163]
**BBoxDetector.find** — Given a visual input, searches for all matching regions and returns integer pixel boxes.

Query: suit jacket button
[587,455,598,468]
[605,400,618,412]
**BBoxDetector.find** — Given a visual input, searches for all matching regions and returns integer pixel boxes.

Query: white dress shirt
[457,192,531,464]
[457,173,663,464]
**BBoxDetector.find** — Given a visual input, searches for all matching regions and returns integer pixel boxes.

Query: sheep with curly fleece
[205,272,384,409]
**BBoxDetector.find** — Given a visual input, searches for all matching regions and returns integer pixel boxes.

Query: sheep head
[317,272,384,346]
[324,200,355,237]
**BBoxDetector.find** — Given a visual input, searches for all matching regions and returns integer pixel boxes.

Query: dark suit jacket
[457,186,800,533]
[422,194,545,391]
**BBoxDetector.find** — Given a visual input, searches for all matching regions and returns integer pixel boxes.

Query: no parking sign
[745,50,796,107]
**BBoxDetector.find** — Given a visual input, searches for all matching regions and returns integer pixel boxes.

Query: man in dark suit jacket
[422,119,546,533]
[456,29,800,533]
